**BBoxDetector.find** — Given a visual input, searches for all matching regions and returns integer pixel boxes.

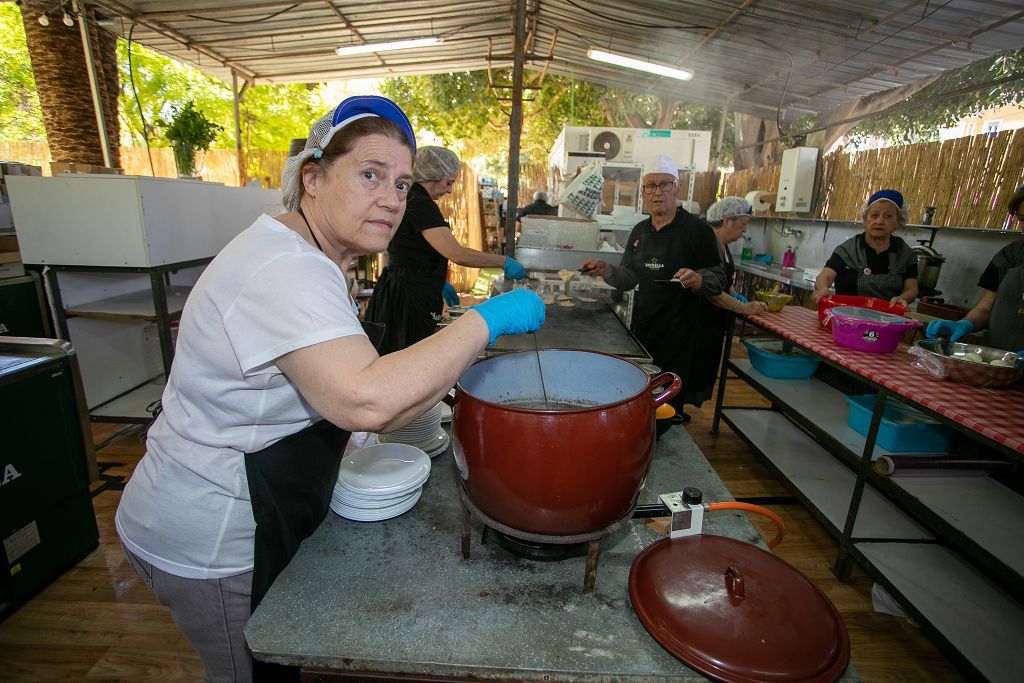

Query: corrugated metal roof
[91,0,1024,120]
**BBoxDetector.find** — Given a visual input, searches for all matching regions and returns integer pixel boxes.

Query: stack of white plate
[372,402,450,457]
[331,443,431,522]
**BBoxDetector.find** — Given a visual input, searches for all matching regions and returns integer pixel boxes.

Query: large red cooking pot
[448,349,681,536]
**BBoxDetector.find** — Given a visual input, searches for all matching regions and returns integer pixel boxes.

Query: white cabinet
[8,176,282,421]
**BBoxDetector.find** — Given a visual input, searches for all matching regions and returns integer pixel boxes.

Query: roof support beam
[505,0,527,259]
[92,0,258,80]
[323,1,386,66]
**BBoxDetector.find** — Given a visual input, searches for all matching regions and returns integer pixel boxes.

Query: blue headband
[320,95,416,154]
[867,189,904,209]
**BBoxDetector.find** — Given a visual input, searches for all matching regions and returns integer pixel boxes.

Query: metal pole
[232,70,244,186]
[75,1,112,167]
[712,99,729,170]
[504,0,527,259]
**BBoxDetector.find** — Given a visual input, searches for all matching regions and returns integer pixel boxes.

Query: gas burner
[489,529,589,562]
[456,481,634,593]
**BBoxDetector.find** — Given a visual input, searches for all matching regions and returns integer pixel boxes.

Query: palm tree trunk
[19,1,120,168]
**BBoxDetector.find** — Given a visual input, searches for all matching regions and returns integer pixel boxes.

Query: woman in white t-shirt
[115,96,544,682]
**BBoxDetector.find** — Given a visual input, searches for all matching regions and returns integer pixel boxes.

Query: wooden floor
[0,346,968,681]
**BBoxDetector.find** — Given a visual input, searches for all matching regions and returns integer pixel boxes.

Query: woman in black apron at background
[926,185,1024,351]
[581,154,726,422]
[115,97,545,682]
[689,197,769,405]
[812,189,919,307]
[364,146,528,355]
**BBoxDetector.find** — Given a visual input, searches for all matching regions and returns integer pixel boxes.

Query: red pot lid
[629,535,849,683]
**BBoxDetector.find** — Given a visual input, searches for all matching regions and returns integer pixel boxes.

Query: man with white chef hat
[581,154,726,422]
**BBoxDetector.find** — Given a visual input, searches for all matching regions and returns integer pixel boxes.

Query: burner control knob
[682,487,703,505]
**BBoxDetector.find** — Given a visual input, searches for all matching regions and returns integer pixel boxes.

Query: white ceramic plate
[333,487,419,510]
[337,443,430,495]
[332,489,422,521]
[422,430,451,458]
[439,401,452,423]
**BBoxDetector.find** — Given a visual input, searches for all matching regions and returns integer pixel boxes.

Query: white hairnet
[414,146,461,182]
[706,196,753,224]
[533,191,548,202]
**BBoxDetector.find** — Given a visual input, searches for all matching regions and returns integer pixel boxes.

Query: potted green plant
[162,101,222,179]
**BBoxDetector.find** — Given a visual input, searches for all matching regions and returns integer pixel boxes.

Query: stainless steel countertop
[735,262,816,291]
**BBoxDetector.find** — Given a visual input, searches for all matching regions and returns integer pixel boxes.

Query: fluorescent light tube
[587,48,693,81]
[336,37,443,56]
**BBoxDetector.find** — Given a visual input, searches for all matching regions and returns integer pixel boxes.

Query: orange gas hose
[708,501,785,548]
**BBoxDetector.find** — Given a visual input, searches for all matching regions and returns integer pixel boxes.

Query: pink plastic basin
[827,306,919,353]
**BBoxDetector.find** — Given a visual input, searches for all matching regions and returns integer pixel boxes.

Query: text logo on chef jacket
[2,463,22,486]
[645,257,665,270]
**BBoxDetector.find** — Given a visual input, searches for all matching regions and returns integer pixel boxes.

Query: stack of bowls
[331,443,431,522]
[373,402,450,457]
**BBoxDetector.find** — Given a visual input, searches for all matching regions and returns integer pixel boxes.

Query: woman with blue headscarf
[115,97,543,681]
[812,189,919,306]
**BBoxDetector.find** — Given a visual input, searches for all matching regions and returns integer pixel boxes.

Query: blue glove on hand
[502,256,526,280]
[442,281,460,307]
[731,292,749,303]
[926,319,974,342]
[471,288,546,345]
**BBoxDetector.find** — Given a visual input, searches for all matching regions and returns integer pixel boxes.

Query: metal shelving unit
[44,259,211,423]
[713,316,1024,682]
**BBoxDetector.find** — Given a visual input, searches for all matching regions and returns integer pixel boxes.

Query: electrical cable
[126,22,155,176]
[186,4,298,25]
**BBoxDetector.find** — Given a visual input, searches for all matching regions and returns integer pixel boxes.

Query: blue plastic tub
[742,339,821,379]
[845,394,951,453]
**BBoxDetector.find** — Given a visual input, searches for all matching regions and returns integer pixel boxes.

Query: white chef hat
[644,154,679,179]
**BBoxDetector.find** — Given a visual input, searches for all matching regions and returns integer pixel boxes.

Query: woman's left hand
[503,256,526,280]
[742,301,769,315]
[889,296,909,307]
[442,281,460,307]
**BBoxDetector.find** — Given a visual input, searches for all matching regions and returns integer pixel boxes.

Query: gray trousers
[124,547,254,682]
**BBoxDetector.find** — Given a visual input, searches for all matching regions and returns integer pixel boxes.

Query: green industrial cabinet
[0,338,98,620]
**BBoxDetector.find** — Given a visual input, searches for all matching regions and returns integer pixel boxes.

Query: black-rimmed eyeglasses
[642,180,677,194]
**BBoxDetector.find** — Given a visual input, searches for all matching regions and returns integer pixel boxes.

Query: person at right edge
[926,185,1024,351]
[579,154,726,423]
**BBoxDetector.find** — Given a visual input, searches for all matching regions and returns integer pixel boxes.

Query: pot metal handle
[442,388,457,407]
[649,372,682,407]
[725,565,745,600]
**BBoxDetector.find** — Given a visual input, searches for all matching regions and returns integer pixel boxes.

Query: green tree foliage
[379,69,730,171]
[118,39,322,150]
[845,48,1024,145]
[0,3,45,141]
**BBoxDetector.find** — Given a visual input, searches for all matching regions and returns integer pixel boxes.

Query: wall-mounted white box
[775,147,819,213]
[7,175,282,267]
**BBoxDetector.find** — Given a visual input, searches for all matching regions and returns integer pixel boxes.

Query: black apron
[834,236,908,299]
[692,245,736,404]
[244,320,384,682]
[632,230,710,409]
[363,266,443,355]
[988,266,1024,352]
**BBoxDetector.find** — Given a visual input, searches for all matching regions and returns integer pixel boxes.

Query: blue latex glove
[471,288,546,345]
[502,256,526,280]
[442,281,460,307]
[926,319,974,342]
[731,292,749,303]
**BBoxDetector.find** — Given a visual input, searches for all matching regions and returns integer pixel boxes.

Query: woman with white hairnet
[687,197,770,404]
[115,97,543,681]
[364,146,527,354]
[812,189,918,306]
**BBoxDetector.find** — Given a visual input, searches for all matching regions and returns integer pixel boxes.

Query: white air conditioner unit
[590,129,637,162]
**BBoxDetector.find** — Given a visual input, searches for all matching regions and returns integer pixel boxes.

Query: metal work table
[245,426,852,681]
[488,299,651,364]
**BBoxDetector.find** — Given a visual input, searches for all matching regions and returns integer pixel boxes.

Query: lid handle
[725,565,745,600]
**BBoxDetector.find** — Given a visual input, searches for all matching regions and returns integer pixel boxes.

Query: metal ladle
[518,281,551,409]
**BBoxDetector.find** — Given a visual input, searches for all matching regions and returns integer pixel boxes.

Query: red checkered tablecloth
[743,306,1024,455]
